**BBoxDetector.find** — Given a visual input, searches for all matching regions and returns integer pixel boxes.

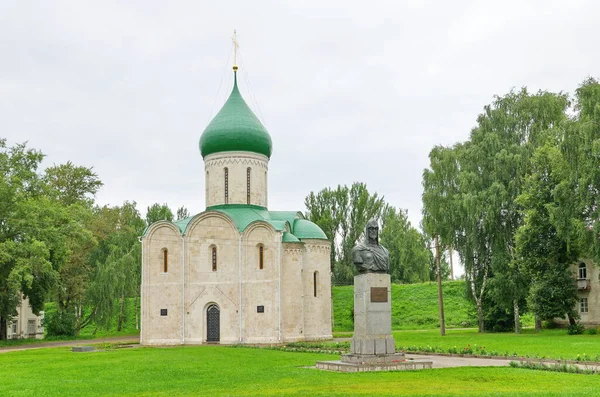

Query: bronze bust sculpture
[351,218,389,274]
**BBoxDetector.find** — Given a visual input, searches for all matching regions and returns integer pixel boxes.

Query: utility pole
[435,235,446,336]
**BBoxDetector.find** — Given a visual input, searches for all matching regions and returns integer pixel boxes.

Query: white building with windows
[572,260,599,327]
[554,259,600,328]
[5,296,44,340]
[140,67,332,345]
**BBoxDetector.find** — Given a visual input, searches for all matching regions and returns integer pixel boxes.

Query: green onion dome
[199,72,273,158]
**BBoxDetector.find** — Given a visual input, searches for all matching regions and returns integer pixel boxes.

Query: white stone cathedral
[140,67,332,345]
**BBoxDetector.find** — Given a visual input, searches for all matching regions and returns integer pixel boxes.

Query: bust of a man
[351,218,389,274]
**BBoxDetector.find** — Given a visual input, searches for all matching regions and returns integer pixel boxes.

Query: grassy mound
[333,280,477,331]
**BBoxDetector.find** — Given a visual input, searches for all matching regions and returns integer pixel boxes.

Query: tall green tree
[304,185,347,270]
[43,162,103,206]
[423,89,569,332]
[43,162,102,332]
[305,182,386,284]
[0,141,90,339]
[379,206,431,283]
[515,143,580,325]
[146,203,174,225]
[176,206,191,221]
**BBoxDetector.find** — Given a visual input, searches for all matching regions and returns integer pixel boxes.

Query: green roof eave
[282,232,303,243]
[292,218,328,240]
[207,204,286,233]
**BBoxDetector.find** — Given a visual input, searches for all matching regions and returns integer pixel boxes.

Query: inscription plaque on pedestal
[370,287,388,302]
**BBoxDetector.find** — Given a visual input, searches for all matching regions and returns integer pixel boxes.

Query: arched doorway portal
[206,304,220,342]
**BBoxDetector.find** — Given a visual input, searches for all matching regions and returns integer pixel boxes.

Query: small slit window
[211,246,217,272]
[314,271,318,297]
[162,248,168,273]
[247,167,251,205]
[578,262,587,279]
[259,245,264,270]
[224,167,229,204]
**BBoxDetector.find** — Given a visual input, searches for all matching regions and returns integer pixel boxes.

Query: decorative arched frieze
[205,157,268,170]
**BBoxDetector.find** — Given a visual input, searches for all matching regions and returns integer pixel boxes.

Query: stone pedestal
[340,273,405,364]
[348,273,396,356]
[316,273,432,371]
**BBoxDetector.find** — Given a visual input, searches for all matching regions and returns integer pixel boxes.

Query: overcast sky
[2,1,599,276]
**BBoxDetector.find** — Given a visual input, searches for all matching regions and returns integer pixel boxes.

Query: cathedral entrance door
[206,304,220,342]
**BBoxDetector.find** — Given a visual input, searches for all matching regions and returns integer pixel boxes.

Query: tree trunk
[476,299,484,332]
[535,316,542,332]
[513,299,521,334]
[568,314,577,326]
[117,294,125,332]
[0,316,6,341]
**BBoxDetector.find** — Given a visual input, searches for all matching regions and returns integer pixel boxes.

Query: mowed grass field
[1,345,599,397]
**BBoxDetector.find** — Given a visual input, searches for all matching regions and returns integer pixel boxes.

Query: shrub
[586,328,598,335]
[45,311,77,337]
[567,322,585,335]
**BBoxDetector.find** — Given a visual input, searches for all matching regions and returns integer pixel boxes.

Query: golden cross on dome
[232,29,239,72]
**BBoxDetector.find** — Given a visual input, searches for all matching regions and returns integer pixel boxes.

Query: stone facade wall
[141,215,333,345]
[141,222,183,345]
[185,213,240,344]
[573,259,600,327]
[301,239,333,340]
[552,259,600,327]
[241,223,280,343]
[281,243,305,341]
[204,151,269,207]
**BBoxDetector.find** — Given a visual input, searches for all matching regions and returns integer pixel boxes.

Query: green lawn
[1,345,599,396]
[394,329,600,361]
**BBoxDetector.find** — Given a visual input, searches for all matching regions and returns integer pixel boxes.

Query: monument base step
[341,352,405,364]
[315,359,432,372]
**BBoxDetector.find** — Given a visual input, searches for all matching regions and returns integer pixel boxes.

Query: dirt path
[0,335,139,354]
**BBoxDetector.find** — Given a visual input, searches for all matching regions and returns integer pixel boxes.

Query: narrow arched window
[313,271,318,297]
[162,248,168,273]
[246,167,251,204]
[206,171,210,203]
[211,246,217,272]
[579,262,587,279]
[224,168,229,204]
[259,245,264,270]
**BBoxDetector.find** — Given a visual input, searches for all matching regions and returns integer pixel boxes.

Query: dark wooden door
[206,304,220,342]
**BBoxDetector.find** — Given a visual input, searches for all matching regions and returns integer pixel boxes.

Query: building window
[580,297,589,313]
[27,320,35,335]
[578,262,587,279]
[259,245,264,270]
[211,246,217,272]
[314,271,318,297]
[162,248,168,273]
[224,168,229,204]
[11,320,17,334]
[247,167,251,204]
